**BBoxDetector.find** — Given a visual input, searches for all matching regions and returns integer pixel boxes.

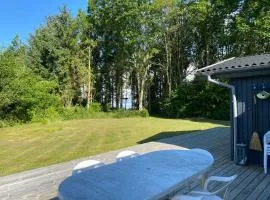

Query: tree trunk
[137,68,148,111]
[87,47,92,109]
[138,78,145,111]
[165,34,172,95]
[130,73,137,109]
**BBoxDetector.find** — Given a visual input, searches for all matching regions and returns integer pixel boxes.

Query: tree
[88,0,136,109]
[8,0,269,121]
[234,0,270,55]
[0,37,60,122]
[76,10,97,108]
[123,1,160,110]
[28,6,95,107]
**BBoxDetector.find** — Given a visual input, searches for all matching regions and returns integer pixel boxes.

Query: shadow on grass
[186,118,230,126]
[150,115,230,127]
[137,126,230,147]
[136,117,230,145]
[137,130,200,144]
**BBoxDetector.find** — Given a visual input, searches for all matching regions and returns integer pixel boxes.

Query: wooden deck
[0,127,269,200]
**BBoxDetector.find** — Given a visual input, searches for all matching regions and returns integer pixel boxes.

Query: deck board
[258,180,270,200]
[0,127,269,200]
[246,174,270,200]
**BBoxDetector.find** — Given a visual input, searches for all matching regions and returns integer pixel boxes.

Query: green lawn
[0,117,228,176]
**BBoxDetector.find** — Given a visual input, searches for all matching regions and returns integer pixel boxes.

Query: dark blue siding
[231,76,270,165]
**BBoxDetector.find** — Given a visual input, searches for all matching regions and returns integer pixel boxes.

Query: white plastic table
[58,149,214,200]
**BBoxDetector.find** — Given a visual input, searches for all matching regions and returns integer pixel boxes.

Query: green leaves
[2,0,270,123]
[159,81,230,120]
[0,46,61,122]
[28,7,96,107]
[234,0,270,55]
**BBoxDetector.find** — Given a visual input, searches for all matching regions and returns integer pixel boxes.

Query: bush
[112,109,149,118]
[89,103,102,112]
[31,107,61,123]
[59,106,88,120]
[0,120,5,128]
[102,103,112,112]
[0,120,10,128]
[159,81,230,120]
[0,50,62,123]
[0,102,149,127]
[58,104,104,120]
[140,108,149,117]
[0,119,21,128]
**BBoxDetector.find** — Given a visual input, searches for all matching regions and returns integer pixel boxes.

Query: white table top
[58,149,214,200]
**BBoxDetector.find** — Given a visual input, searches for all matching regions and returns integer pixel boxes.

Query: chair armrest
[205,175,237,184]
[203,175,237,194]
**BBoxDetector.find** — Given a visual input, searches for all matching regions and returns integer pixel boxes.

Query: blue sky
[0,0,87,47]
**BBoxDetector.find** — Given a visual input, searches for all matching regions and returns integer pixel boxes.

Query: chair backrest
[72,160,104,175]
[116,150,139,162]
[191,148,214,163]
[204,174,237,200]
[264,131,270,145]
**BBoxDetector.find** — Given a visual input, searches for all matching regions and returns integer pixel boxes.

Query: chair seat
[202,195,222,200]
[172,194,222,200]
[190,190,223,200]
[173,174,237,200]
[172,189,223,200]
[171,195,204,200]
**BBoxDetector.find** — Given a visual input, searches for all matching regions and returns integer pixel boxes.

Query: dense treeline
[1,0,270,125]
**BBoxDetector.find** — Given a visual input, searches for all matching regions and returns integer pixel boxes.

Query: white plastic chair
[116,150,139,162]
[264,131,270,174]
[72,159,104,175]
[172,175,237,200]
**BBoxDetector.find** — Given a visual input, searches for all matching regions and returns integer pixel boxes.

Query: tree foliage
[1,0,270,124]
[0,38,60,123]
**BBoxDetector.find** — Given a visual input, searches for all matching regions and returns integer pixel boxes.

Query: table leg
[188,181,192,192]
[201,172,208,188]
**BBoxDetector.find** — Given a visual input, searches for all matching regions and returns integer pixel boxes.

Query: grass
[0,117,228,176]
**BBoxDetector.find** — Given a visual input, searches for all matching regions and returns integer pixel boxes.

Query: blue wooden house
[196,54,270,165]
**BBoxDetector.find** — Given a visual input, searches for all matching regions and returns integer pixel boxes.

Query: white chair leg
[264,151,267,174]
[223,188,230,200]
